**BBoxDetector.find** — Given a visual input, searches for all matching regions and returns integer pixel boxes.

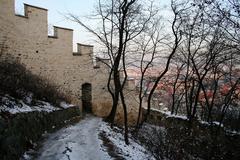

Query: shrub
[135,118,240,160]
[0,56,70,106]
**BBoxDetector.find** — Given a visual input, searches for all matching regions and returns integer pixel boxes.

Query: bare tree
[143,0,183,122]
[167,0,240,126]
[68,0,159,144]
[208,0,240,47]
[131,19,167,128]
[169,62,185,115]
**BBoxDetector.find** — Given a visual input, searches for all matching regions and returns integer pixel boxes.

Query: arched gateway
[82,83,92,113]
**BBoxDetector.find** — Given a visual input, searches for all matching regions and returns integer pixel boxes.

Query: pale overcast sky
[15,0,171,51]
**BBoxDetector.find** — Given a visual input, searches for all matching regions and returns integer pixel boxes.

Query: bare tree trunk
[120,89,129,144]
[143,3,183,122]
[106,89,119,123]
[171,64,184,114]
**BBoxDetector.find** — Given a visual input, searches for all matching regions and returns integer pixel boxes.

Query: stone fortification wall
[0,107,81,160]
[0,0,111,110]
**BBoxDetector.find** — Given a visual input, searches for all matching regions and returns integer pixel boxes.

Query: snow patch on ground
[226,129,240,135]
[22,152,32,160]
[99,122,155,160]
[149,107,240,135]
[199,120,240,135]
[0,94,65,114]
[198,120,223,127]
[60,101,75,109]
[148,107,188,120]
[164,111,188,120]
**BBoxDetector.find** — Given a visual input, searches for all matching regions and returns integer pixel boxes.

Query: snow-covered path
[25,115,154,160]
[34,116,111,160]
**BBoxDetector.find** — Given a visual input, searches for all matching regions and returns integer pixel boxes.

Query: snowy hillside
[0,93,73,114]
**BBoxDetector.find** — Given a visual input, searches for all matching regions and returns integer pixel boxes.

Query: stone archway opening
[82,83,92,113]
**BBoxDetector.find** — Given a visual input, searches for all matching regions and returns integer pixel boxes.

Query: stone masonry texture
[0,0,111,114]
